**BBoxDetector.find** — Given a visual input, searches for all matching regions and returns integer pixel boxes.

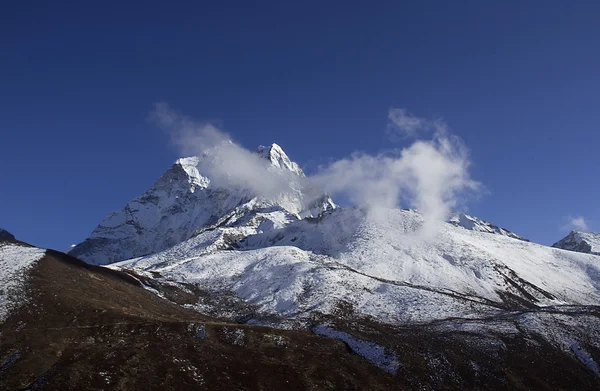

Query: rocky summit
[0,228,15,241]
[553,230,600,256]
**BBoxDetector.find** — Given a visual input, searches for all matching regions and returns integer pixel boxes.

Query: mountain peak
[174,156,200,167]
[257,143,304,176]
[0,228,15,241]
[552,230,600,255]
[69,142,333,265]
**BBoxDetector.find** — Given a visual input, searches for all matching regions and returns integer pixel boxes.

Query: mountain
[72,142,599,323]
[11,143,600,388]
[115,207,599,324]
[553,231,600,256]
[0,228,15,241]
[256,143,304,176]
[69,144,335,265]
[2,240,600,389]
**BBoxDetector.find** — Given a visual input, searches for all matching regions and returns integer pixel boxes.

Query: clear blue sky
[1,1,598,249]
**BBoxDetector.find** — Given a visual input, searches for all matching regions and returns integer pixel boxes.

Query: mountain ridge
[0,228,15,241]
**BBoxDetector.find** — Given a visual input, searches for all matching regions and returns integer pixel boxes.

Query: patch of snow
[263,333,288,346]
[0,243,46,323]
[513,309,600,375]
[187,323,206,340]
[313,325,399,375]
[221,327,245,346]
[570,342,600,377]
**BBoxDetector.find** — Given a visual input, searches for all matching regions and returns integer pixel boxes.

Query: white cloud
[563,216,588,232]
[151,102,230,156]
[386,108,446,140]
[151,102,298,201]
[153,104,481,238]
[314,110,480,237]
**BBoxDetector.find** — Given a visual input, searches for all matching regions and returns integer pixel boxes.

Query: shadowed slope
[0,248,395,390]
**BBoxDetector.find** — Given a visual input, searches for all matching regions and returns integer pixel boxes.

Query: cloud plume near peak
[313,111,480,236]
[151,102,295,201]
[152,103,481,236]
[386,108,447,140]
[563,216,588,232]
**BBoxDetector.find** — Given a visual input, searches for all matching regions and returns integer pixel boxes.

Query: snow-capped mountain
[114,207,600,324]
[71,143,599,325]
[256,143,304,176]
[553,231,600,256]
[4,143,600,388]
[69,144,335,265]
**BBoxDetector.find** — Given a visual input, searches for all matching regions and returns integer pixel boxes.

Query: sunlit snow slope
[114,207,600,324]
[0,241,46,322]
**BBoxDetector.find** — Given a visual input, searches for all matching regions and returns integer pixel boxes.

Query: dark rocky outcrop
[0,228,15,241]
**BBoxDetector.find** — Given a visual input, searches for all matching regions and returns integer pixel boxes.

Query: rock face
[552,231,600,256]
[69,144,335,265]
[0,229,15,241]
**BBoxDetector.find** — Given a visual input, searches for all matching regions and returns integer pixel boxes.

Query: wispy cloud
[563,215,588,232]
[150,102,298,202]
[151,102,230,156]
[386,108,446,140]
[314,109,481,237]
[152,104,481,237]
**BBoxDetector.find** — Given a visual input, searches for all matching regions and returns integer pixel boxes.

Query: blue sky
[1,1,598,249]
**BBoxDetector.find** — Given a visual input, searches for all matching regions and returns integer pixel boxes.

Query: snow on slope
[70,144,335,265]
[0,242,46,322]
[114,207,600,324]
[257,144,304,176]
[553,231,600,256]
[241,208,599,303]
[448,213,527,241]
[313,325,399,374]
[116,243,500,323]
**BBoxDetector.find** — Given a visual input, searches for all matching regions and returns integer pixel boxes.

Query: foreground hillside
[0,240,397,390]
[2,240,600,389]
